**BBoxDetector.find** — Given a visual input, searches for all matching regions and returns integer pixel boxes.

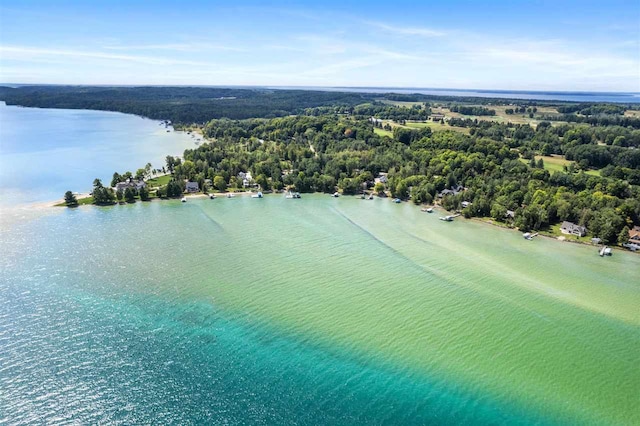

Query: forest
[155,113,639,245]
[10,86,637,245]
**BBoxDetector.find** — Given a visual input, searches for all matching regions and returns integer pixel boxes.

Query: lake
[1,194,638,425]
[0,102,195,206]
[273,86,640,103]
[0,106,638,424]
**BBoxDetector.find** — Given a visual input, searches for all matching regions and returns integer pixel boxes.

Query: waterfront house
[115,178,146,192]
[374,173,388,185]
[438,185,464,198]
[238,171,253,188]
[560,221,587,237]
[185,181,199,193]
[629,226,640,245]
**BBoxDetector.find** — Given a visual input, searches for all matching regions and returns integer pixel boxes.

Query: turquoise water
[1,107,639,424]
[1,197,638,425]
[0,102,194,206]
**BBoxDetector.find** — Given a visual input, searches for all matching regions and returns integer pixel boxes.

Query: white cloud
[366,21,445,37]
[0,46,211,66]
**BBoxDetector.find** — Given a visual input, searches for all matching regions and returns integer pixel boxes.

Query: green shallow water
[1,195,639,424]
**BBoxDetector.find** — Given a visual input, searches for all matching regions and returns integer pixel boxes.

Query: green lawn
[404,121,470,134]
[146,174,172,187]
[373,127,393,137]
[533,155,601,176]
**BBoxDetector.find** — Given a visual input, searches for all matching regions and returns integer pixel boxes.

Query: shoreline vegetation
[2,86,637,253]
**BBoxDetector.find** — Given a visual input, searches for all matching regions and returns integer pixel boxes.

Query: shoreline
[44,191,637,255]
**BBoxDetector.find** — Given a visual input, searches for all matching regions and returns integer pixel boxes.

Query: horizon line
[1,83,639,96]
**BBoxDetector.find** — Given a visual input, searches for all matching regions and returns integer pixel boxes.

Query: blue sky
[0,0,638,91]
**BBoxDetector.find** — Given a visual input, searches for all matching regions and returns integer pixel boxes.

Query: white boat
[439,215,454,221]
[393,198,401,203]
[368,194,374,200]
[181,197,187,203]
[252,191,263,198]
[227,193,235,198]
[421,207,433,213]
[209,194,215,199]
[285,191,301,199]
[599,246,612,256]
[332,192,339,197]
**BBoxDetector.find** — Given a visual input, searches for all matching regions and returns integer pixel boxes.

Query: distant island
[1,85,639,249]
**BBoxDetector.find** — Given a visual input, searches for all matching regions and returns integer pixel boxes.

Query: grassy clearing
[519,155,601,176]
[536,155,571,173]
[147,174,172,187]
[431,105,565,128]
[404,120,470,134]
[373,127,393,137]
[377,99,426,108]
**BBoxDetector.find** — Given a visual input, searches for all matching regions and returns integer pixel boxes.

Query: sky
[0,0,638,91]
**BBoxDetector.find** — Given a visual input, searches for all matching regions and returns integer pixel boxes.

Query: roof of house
[561,221,587,232]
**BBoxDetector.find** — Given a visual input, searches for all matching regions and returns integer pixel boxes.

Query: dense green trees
[91,179,115,205]
[50,88,637,245]
[64,191,78,207]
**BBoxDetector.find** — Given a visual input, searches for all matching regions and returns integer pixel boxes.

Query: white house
[560,221,587,237]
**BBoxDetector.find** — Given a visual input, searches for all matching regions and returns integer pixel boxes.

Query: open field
[404,120,470,134]
[373,127,393,137]
[377,99,426,108]
[431,105,562,128]
[519,155,601,176]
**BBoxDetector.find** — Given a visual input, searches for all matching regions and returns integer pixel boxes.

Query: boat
[209,194,215,199]
[599,246,612,256]
[368,194,374,200]
[421,207,434,213]
[393,198,401,203]
[252,191,263,198]
[332,192,339,197]
[439,215,454,221]
[285,190,301,199]
[226,193,235,198]
[180,197,187,203]
[523,232,538,240]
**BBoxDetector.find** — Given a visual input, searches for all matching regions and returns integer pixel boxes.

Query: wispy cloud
[103,42,245,52]
[0,46,211,66]
[366,21,445,37]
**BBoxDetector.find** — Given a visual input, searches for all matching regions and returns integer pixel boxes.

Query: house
[238,171,253,188]
[629,226,640,245]
[505,210,515,219]
[185,181,199,193]
[591,237,602,245]
[437,185,464,198]
[114,178,146,192]
[374,173,388,184]
[560,221,587,237]
[461,201,471,208]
